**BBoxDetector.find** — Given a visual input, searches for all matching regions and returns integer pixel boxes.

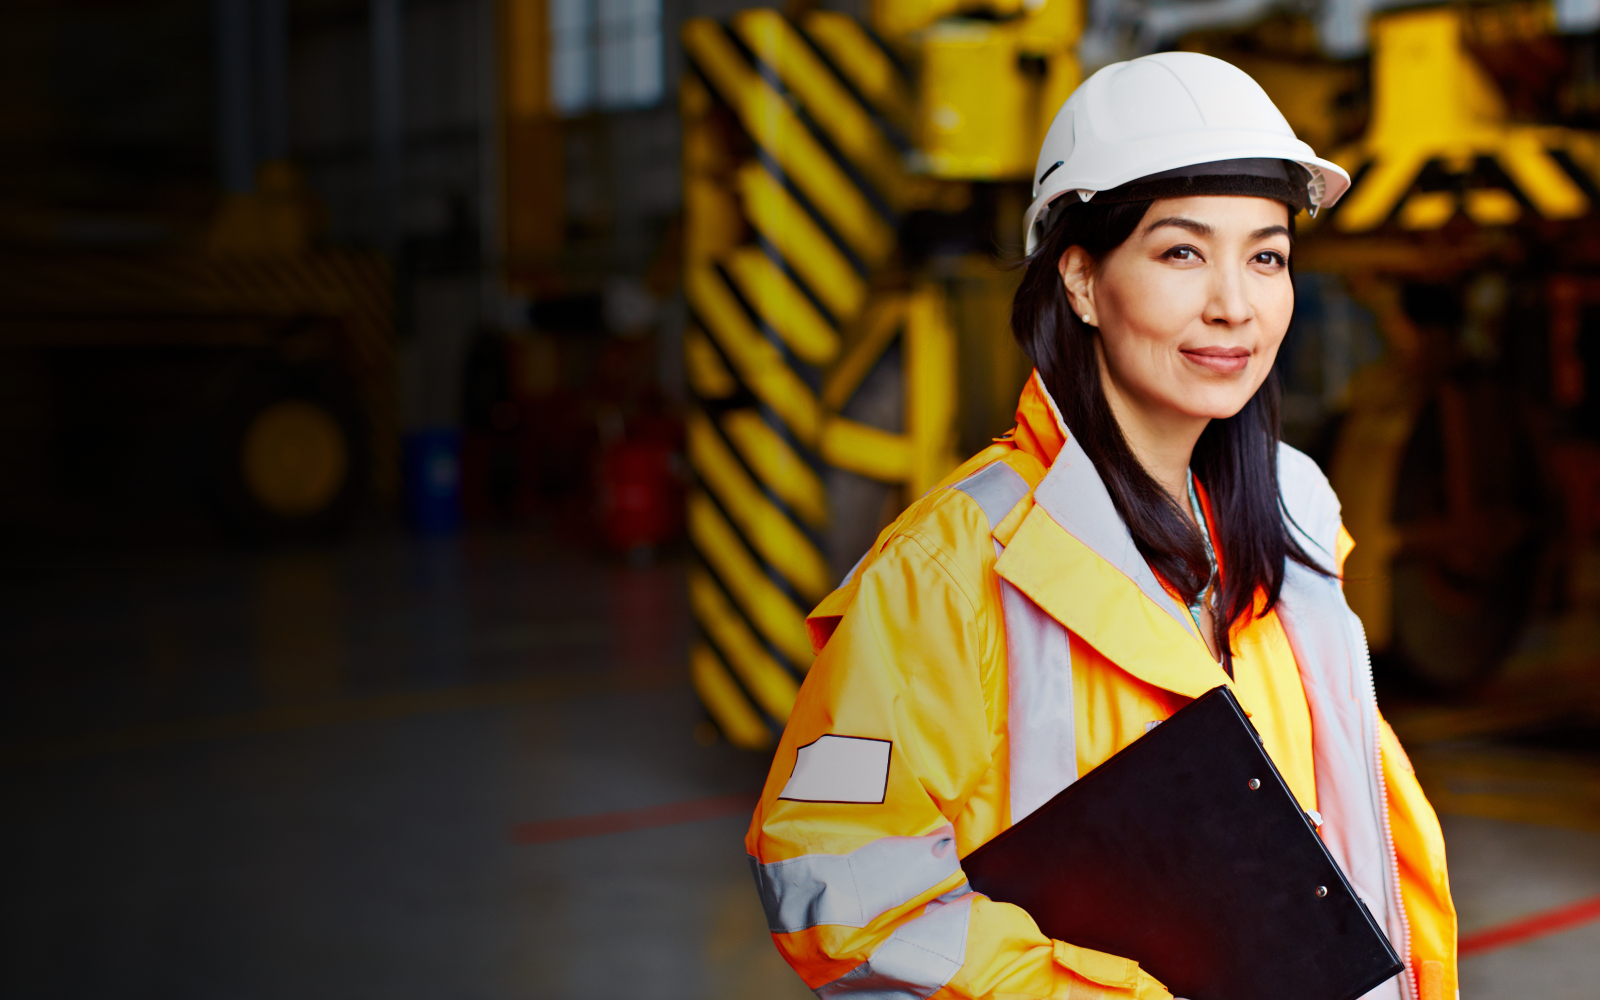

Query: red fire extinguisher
[596,435,683,554]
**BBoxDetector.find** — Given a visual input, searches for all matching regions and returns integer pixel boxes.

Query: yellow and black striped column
[680,10,959,748]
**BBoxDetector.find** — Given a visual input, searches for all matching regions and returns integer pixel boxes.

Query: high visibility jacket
[746,372,1457,1000]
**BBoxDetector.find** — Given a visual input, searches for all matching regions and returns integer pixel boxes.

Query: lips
[1181,347,1250,374]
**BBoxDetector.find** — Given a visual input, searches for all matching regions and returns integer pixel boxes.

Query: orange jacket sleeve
[745,526,1172,1000]
[1380,715,1459,1000]
[1342,526,1458,999]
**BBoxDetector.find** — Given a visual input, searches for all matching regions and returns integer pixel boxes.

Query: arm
[745,530,1172,999]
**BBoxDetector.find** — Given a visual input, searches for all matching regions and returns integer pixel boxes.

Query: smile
[1181,347,1251,374]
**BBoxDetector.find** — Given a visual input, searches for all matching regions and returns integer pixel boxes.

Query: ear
[1057,246,1097,326]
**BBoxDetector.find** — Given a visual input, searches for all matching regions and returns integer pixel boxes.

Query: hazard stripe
[682,12,919,744]
[687,409,831,602]
[694,470,818,610]
[690,642,774,749]
[737,163,867,322]
[692,535,807,727]
[801,11,915,144]
[703,400,830,551]
[689,567,800,720]
[719,16,899,225]
[693,540,810,717]
[682,19,894,266]
[729,8,908,211]
[713,22,897,264]
[715,253,837,373]
[685,259,825,444]
[718,407,829,529]
[686,489,814,671]
[731,10,905,216]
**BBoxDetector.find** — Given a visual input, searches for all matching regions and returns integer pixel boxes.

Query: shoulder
[1276,442,1341,571]
[849,447,1041,585]
[888,446,1044,559]
[806,449,1041,650]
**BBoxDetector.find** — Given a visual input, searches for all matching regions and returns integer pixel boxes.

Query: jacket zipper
[1348,608,1416,1000]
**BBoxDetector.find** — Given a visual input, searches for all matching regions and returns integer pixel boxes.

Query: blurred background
[1,0,1597,996]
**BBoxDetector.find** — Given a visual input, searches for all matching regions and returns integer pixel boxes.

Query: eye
[1253,250,1287,267]
[1163,245,1201,261]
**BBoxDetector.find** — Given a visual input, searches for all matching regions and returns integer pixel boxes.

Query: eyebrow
[1141,219,1293,243]
[1143,216,1210,237]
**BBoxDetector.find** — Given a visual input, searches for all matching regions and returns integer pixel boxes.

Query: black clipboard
[962,686,1403,1000]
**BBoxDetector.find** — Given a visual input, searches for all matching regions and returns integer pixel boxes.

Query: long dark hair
[1011,197,1328,661]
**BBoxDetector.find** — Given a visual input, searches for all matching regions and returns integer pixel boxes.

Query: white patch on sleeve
[779,735,892,803]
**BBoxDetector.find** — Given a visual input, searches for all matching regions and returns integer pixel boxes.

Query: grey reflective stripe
[1031,431,1200,640]
[1274,443,1408,1000]
[749,825,960,933]
[965,459,1078,823]
[1000,575,1077,823]
[952,462,1029,528]
[814,891,974,999]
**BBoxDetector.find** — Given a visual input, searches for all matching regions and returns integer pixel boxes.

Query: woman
[745,53,1456,1000]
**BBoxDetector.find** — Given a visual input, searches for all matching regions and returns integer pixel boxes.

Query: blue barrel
[402,427,463,535]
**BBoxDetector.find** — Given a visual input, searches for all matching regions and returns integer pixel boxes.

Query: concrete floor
[1447,816,1600,999]
[2,529,1594,998]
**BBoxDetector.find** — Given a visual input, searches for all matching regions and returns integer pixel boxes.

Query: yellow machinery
[0,3,398,538]
[0,240,395,533]
[1328,5,1600,234]
[1295,7,1600,682]
[895,0,1082,179]
[682,0,1080,746]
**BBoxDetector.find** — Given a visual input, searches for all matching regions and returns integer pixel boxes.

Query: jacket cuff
[1051,940,1172,999]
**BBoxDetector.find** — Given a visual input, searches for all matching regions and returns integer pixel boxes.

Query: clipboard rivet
[1247,778,1261,790]
[1315,886,1328,898]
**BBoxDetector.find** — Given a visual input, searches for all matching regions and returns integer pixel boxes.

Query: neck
[1096,353,1210,507]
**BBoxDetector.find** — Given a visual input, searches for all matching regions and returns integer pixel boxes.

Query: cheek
[1101,266,1200,352]
[1254,284,1295,359]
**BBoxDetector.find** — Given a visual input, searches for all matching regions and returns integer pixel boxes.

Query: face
[1060,195,1294,428]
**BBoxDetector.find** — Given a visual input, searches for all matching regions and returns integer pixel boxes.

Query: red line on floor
[511,791,761,844]
[1459,894,1600,957]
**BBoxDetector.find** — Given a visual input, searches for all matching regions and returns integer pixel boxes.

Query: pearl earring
[1081,313,1091,323]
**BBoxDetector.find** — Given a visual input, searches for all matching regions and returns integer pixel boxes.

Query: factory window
[550,0,663,116]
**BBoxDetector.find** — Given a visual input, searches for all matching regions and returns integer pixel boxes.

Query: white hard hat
[1023,51,1352,254]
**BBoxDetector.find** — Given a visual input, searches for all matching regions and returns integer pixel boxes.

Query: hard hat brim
[1023,149,1352,255]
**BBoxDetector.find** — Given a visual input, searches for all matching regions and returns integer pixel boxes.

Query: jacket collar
[996,372,1231,700]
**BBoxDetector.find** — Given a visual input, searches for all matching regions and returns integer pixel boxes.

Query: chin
[1173,393,1257,421]
[1172,377,1268,420]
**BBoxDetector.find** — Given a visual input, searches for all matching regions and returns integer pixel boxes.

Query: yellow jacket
[746,372,1457,1000]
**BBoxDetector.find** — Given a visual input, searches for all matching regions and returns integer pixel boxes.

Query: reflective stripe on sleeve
[952,462,1029,528]
[814,887,975,999]
[749,826,961,933]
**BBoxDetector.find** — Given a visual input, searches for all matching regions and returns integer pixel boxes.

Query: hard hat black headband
[1093,158,1312,211]
[1031,159,1313,254]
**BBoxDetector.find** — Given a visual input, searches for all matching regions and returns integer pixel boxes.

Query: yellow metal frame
[1332,7,1600,233]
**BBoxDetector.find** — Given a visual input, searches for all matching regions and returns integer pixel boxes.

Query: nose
[1203,264,1254,327]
